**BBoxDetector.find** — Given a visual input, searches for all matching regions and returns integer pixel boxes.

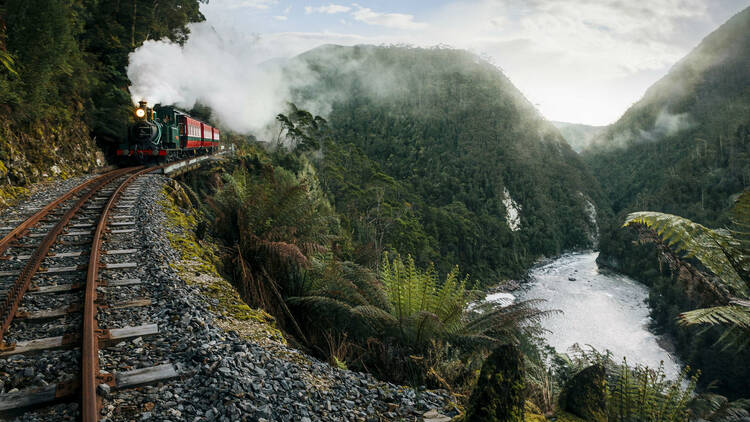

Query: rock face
[465,344,525,422]
[0,116,101,209]
[558,364,607,422]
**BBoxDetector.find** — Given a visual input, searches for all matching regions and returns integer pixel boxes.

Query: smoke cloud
[127,22,411,139]
[127,23,300,135]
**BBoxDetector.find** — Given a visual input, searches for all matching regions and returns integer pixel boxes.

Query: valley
[0,1,749,421]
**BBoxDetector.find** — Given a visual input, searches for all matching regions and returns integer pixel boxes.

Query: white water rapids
[488,252,682,378]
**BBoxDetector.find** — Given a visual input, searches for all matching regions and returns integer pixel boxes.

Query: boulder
[465,344,525,422]
[558,364,607,422]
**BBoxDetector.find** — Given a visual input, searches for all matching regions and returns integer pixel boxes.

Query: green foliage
[207,159,342,341]
[624,191,750,349]
[624,212,747,297]
[4,0,87,121]
[273,104,326,154]
[290,250,554,389]
[291,45,604,282]
[189,145,557,396]
[465,344,526,422]
[380,253,472,346]
[558,346,698,422]
[588,8,750,399]
[688,393,750,421]
[607,360,696,422]
[0,51,17,76]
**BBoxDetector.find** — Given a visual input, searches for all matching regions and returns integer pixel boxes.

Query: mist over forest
[1,1,749,421]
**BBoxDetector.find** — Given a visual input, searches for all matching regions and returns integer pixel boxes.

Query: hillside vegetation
[585,7,750,223]
[0,0,204,207]
[583,6,750,398]
[288,45,605,281]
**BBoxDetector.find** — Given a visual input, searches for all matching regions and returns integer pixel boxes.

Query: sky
[194,0,748,126]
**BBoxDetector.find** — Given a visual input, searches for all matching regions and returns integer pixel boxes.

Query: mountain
[584,6,750,224]
[285,45,605,281]
[551,121,606,152]
[583,7,750,398]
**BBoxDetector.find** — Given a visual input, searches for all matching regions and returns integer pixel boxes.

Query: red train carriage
[181,115,203,150]
[200,122,213,150]
[213,127,221,152]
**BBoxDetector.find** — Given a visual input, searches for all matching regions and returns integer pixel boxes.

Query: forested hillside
[287,45,605,281]
[585,6,750,226]
[0,0,204,206]
[583,6,750,398]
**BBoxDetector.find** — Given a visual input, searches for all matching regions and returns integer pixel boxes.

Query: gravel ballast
[3,173,456,421]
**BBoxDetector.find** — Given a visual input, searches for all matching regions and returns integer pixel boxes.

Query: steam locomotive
[117,101,220,163]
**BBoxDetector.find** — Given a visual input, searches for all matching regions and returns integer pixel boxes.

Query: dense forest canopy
[1,0,749,418]
[285,45,605,282]
[583,6,750,399]
[584,6,750,224]
[0,0,205,201]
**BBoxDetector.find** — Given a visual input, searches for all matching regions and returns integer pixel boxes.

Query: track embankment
[0,172,455,421]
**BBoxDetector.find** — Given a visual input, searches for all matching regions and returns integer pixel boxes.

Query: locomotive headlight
[135,108,146,118]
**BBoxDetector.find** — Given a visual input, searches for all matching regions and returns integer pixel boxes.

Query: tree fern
[624,191,750,347]
[624,212,746,296]
[689,393,750,421]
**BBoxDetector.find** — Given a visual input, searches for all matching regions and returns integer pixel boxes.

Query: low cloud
[152,0,745,126]
[639,109,693,142]
[221,0,278,10]
[351,4,428,30]
[305,4,351,15]
[603,108,694,148]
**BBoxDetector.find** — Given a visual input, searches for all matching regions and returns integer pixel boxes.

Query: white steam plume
[127,23,298,134]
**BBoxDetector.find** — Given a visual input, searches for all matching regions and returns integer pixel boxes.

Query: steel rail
[0,170,124,256]
[81,165,161,422]
[0,167,138,346]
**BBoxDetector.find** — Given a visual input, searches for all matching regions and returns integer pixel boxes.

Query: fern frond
[679,305,750,329]
[624,212,747,296]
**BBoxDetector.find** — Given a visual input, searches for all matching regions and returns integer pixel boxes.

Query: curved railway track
[0,165,181,420]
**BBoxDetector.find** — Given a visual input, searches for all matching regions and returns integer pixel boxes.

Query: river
[487,252,682,378]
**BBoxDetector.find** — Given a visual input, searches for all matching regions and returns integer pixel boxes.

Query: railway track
[0,166,180,420]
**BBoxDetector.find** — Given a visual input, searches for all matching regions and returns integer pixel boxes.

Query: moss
[465,344,525,422]
[553,411,587,422]
[0,115,101,212]
[524,401,546,422]
[0,185,30,209]
[558,364,607,422]
[159,183,285,346]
